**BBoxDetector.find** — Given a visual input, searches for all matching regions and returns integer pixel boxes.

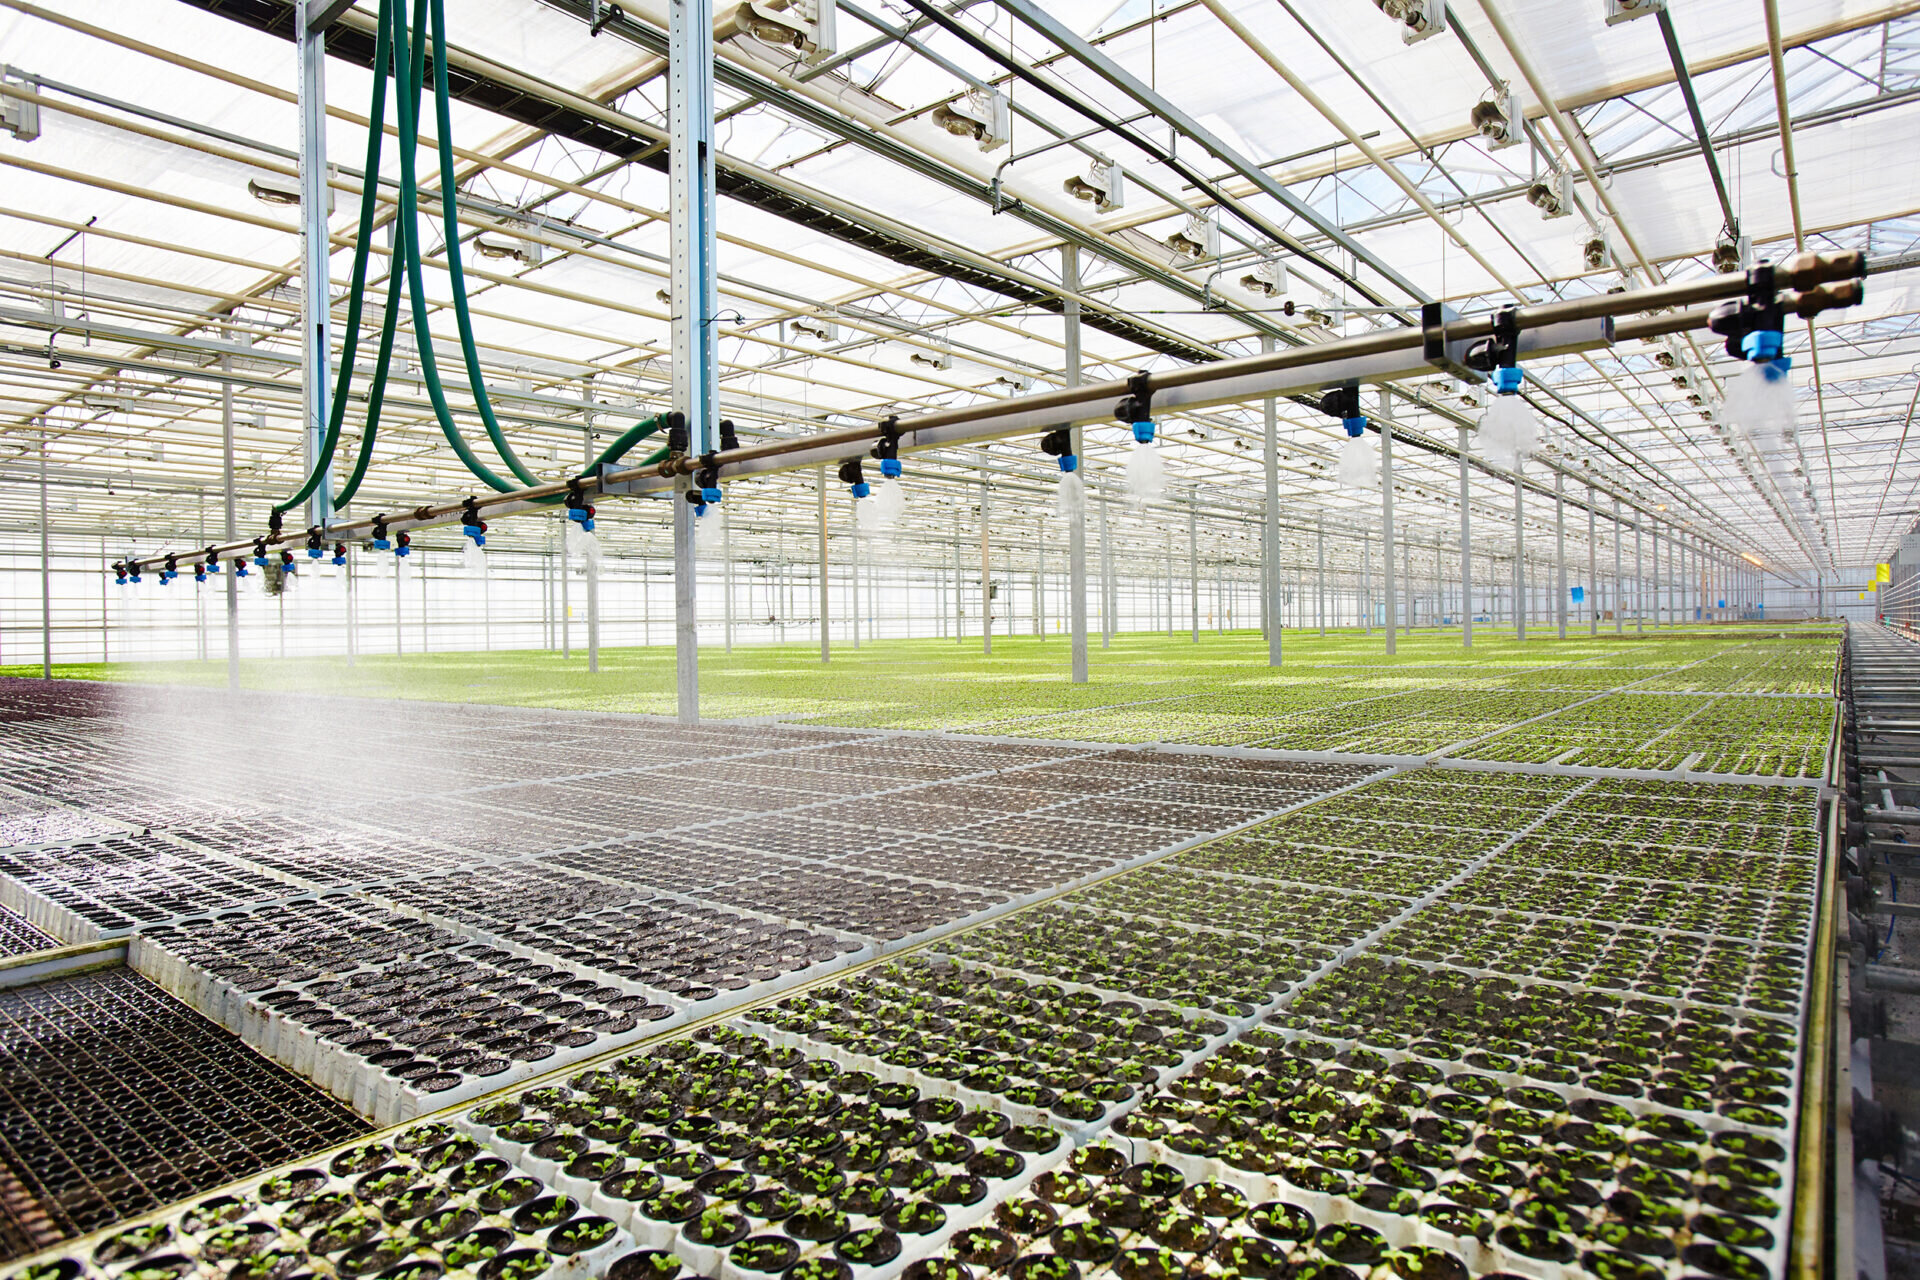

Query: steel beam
[669,0,716,720]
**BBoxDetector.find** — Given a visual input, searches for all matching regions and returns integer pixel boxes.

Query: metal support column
[1513,460,1527,641]
[1634,519,1644,634]
[1064,245,1089,683]
[1262,335,1281,664]
[1317,514,1326,637]
[669,0,718,721]
[1457,426,1472,647]
[723,505,733,652]
[817,465,830,662]
[583,431,599,673]
[295,0,334,533]
[850,503,861,650]
[1098,484,1112,648]
[1363,534,1372,635]
[980,462,992,655]
[1586,490,1598,636]
[1613,497,1624,634]
[1189,503,1200,644]
[221,354,239,689]
[1380,393,1397,654]
[1555,470,1567,640]
[39,426,51,678]
[1650,525,1660,629]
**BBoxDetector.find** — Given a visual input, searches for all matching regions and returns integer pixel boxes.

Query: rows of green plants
[7,748,1820,1280]
[1447,693,1832,778]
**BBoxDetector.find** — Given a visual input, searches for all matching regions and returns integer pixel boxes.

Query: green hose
[333,0,425,509]
[577,413,670,479]
[273,0,393,516]
[390,0,519,493]
[427,0,543,490]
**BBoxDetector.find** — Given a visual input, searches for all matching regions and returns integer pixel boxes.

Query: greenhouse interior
[2,1,1920,1279]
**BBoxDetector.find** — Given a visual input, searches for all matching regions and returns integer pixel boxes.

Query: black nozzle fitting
[871,416,901,462]
[1041,428,1073,458]
[666,411,690,456]
[1317,385,1362,422]
[837,458,865,488]
[1464,306,1521,374]
[1707,263,1785,361]
[1113,370,1153,426]
[719,418,740,452]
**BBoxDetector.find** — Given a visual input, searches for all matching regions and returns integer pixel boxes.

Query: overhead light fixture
[991,374,1033,393]
[247,171,303,207]
[1063,155,1125,212]
[792,313,838,343]
[1165,212,1220,262]
[1605,0,1666,24]
[1712,230,1751,275]
[474,229,542,265]
[931,88,1009,152]
[716,0,837,61]
[1528,172,1572,219]
[1374,0,1446,43]
[909,345,953,371]
[1240,256,1290,301]
[1583,225,1614,271]
[1471,90,1522,150]
[1,69,40,142]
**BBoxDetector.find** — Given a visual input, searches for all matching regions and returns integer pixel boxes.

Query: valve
[565,482,596,532]
[1317,385,1367,437]
[371,516,392,552]
[332,542,347,567]
[666,411,690,458]
[1113,370,1155,439]
[696,458,722,505]
[838,457,869,499]
[252,537,270,572]
[306,527,325,559]
[203,548,220,577]
[719,418,740,452]
[395,531,412,557]
[193,562,207,585]
[1041,427,1078,473]
[160,554,179,585]
[1708,262,1787,363]
[112,561,128,586]
[1464,306,1524,393]
[279,549,297,576]
[461,497,487,546]
[871,417,904,479]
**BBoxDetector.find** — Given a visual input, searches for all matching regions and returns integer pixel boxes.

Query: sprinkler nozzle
[332,543,347,567]
[1041,427,1078,472]
[1492,366,1525,395]
[872,419,903,479]
[838,457,867,498]
[395,531,411,557]
[1130,421,1155,444]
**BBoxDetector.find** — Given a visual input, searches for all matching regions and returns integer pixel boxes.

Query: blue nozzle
[566,506,592,525]
[462,524,486,546]
[1058,454,1079,474]
[129,572,142,584]
[372,537,391,551]
[1343,416,1368,439]
[1131,421,1156,444]
[1742,330,1785,363]
[306,547,323,558]
[851,481,871,499]
[1492,366,1525,396]
[194,569,207,584]
[880,458,902,480]
[332,553,346,566]
[395,545,410,557]
[1758,355,1793,384]
[234,564,247,578]
[701,486,723,505]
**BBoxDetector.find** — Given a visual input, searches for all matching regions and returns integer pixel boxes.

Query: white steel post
[669,0,717,720]
[1262,335,1282,665]
[222,355,240,688]
[1064,245,1089,682]
[295,0,334,534]
[817,465,830,662]
[1555,470,1566,640]
[1380,393,1397,654]
[980,463,992,655]
[1587,492,1598,636]
[1317,514,1326,637]
[1457,426,1472,647]
[1189,502,1200,644]
[1513,460,1527,641]
[1613,496,1624,635]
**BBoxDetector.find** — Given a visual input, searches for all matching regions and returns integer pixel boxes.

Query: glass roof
[2,0,1916,584]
